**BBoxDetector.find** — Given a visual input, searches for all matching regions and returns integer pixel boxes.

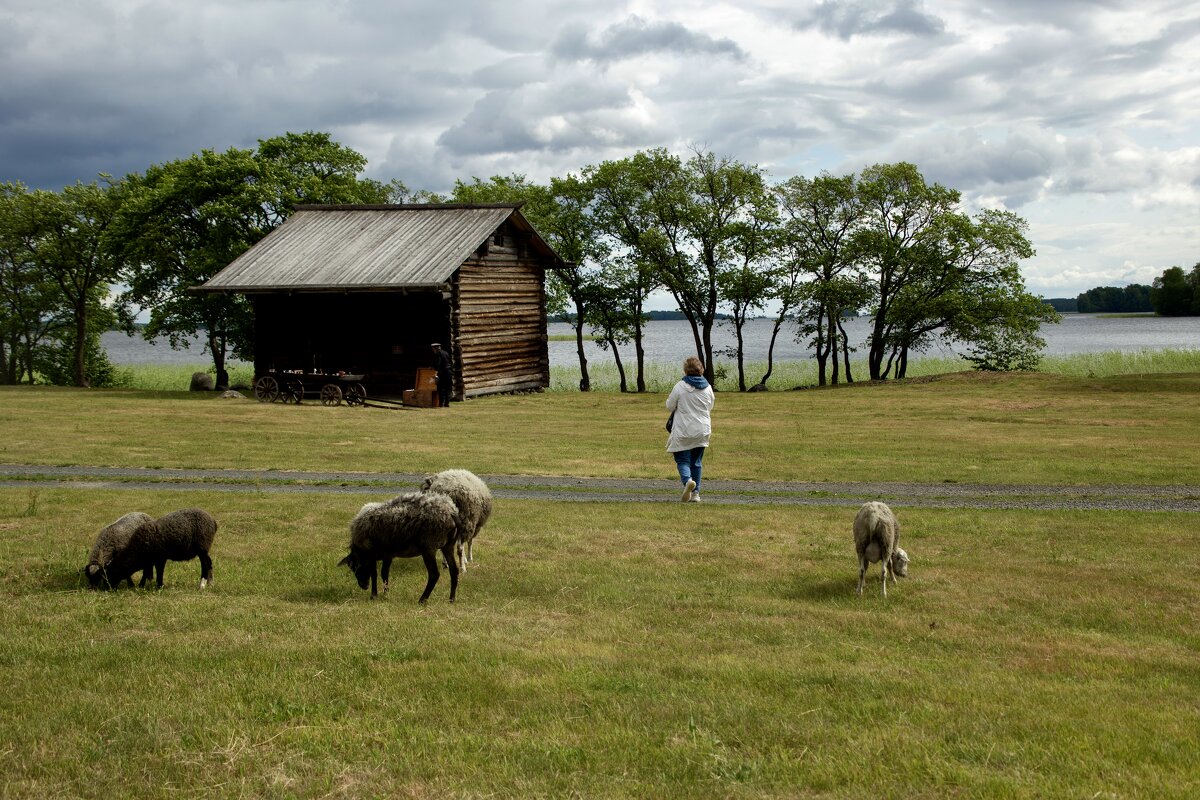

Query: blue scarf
[683,375,710,390]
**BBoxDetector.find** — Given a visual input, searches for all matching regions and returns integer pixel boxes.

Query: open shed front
[199,204,569,404]
[251,291,451,400]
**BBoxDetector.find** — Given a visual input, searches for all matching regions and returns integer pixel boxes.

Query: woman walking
[666,356,714,502]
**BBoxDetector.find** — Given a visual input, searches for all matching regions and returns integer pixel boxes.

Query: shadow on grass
[282,585,355,604]
[36,567,92,592]
[783,577,856,602]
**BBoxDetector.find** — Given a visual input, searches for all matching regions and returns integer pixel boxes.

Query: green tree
[256,130,389,223]
[0,180,125,386]
[854,163,960,380]
[1150,266,1194,316]
[584,154,669,392]
[853,164,1052,379]
[113,133,385,385]
[776,172,866,385]
[0,183,67,383]
[717,187,780,391]
[113,147,268,387]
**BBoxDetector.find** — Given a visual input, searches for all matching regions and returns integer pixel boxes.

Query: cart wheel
[253,375,280,403]
[320,384,343,406]
[344,383,366,407]
[284,380,305,404]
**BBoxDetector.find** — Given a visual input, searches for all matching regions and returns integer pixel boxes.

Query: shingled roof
[200,203,565,292]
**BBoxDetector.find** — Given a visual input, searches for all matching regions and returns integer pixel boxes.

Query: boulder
[189,371,214,392]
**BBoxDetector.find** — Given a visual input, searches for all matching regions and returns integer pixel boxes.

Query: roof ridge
[295,202,526,211]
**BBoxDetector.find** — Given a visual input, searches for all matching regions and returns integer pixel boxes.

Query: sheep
[83,508,217,590]
[84,512,156,589]
[141,508,218,589]
[421,468,492,571]
[339,491,461,603]
[853,501,910,597]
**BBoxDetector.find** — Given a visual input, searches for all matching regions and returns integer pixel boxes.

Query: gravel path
[1,464,1197,512]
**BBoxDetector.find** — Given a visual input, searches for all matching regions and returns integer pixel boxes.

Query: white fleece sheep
[339,491,461,603]
[853,501,909,597]
[421,469,492,571]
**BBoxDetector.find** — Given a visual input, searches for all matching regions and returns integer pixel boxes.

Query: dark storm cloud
[550,15,746,63]
[795,0,946,39]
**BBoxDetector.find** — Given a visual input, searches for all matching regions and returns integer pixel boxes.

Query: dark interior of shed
[250,291,451,396]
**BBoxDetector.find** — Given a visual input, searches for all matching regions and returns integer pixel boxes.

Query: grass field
[1,370,1198,797]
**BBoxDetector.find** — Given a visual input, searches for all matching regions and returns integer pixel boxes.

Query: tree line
[2,132,1058,390]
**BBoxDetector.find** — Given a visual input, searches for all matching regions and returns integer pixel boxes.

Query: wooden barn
[199,203,569,402]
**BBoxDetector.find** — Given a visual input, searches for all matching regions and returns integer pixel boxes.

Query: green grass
[3,370,1198,485]
[0,369,1198,797]
[0,489,1196,798]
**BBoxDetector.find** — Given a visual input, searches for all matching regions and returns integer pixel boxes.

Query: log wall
[452,224,549,398]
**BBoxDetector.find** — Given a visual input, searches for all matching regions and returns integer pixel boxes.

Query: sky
[2,0,1198,300]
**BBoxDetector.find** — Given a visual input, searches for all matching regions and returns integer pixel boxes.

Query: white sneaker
[689,494,701,503]
[681,479,696,502]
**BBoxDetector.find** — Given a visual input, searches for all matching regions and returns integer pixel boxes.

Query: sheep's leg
[418,549,440,604]
[856,557,867,596]
[155,560,167,589]
[880,561,888,598]
[379,561,393,597]
[139,567,151,589]
[369,561,379,599]
[441,542,460,602]
[198,550,213,589]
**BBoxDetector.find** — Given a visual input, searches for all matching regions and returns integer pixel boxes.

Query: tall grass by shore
[98,348,1200,393]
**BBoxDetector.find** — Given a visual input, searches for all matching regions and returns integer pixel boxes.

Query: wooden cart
[252,372,368,406]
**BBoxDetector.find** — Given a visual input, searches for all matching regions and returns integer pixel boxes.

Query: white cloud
[0,0,1197,298]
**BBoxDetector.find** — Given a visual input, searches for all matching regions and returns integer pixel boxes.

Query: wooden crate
[402,388,439,408]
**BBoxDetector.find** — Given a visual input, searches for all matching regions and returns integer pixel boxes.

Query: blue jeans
[672,447,705,493]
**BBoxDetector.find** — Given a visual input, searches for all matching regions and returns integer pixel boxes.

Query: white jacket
[665,379,714,452]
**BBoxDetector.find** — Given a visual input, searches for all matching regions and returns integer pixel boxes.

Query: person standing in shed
[432,343,453,407]
[666,356,714,502]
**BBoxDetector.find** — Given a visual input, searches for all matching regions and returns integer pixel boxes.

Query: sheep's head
[420,475,434,491]
[338,551,372,590]
[891,547,910,578]
[83,562,108,589]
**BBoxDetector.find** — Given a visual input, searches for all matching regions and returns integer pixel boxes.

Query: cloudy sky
[2,0,1198,299]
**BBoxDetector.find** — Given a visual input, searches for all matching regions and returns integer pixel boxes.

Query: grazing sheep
[141,508,218,589]
[853,501,910,597]
[339,491,461,603]
[84,512,156,589]
[421,469,492,571]
[83,508,217,590]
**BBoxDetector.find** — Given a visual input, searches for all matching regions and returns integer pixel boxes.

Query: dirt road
[1,464,1196,512]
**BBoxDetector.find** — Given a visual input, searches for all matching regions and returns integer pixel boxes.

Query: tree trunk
[729,319,739,393]
[73,302,89,387]
[633,298,646,393]
[838,317,855,383]
[757,316,784,387]
[573,300,590,392]
[607,335,628,392]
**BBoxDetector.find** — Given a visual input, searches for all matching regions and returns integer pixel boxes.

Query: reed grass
[550,348,1200,392]
[98,349,1200,395]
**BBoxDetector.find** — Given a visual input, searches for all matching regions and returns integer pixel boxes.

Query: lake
[103,314,1200,368]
